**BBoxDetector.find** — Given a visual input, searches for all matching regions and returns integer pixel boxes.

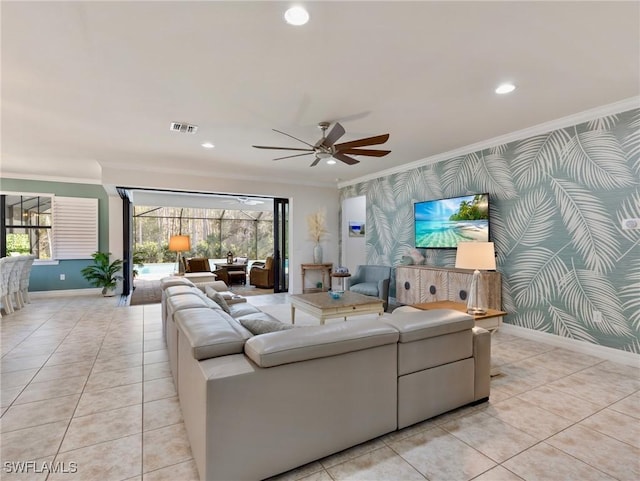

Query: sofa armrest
[244,320,399,368]
[472,326,491,401]
[346,273,363,288]
[380,309,474,342]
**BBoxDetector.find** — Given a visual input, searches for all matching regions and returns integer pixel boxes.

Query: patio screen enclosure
[133,206,274,262]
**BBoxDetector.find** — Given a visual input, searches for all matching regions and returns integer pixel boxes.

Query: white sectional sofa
[160,277,491,481]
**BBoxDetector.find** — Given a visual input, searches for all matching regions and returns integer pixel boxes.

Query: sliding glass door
[273,197,289,293]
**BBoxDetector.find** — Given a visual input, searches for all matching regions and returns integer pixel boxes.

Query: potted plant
[81,251,123,296]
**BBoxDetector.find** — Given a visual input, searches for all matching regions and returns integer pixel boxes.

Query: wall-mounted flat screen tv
[414,193,490,249]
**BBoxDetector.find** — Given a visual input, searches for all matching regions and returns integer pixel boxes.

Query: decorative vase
[313,244,323,264]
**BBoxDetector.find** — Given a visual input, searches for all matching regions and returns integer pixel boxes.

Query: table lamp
[169,235,191,274]
[455,241,496,315]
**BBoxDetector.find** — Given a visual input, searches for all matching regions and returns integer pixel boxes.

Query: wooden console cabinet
[396,265,501,310]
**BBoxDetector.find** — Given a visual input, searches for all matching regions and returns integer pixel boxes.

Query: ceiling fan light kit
[252,122,390,167]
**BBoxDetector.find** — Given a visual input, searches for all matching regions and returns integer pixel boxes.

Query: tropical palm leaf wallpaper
[340,108,640,353]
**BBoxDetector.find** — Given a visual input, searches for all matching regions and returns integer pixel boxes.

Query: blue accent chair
[346,265,392,311]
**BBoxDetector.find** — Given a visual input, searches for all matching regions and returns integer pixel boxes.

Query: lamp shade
[455,242,496,271]
[168,235,191,252]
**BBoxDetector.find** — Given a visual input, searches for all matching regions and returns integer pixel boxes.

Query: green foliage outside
[449,195,489,221]
[133,206,274,262]
[6,233,30,254]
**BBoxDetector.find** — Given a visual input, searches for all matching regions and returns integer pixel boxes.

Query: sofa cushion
[239,317,294,335]
[160,276,195,290]
[228,303,262,318]
[175,308,248,360]
[167,293,212,316]
[349,282,379,297]
[165,285,205,298]
[244,320,399,368]
[381,309,474,342]
[205,280,230,292]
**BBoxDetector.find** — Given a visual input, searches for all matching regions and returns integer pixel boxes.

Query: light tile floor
[1,294,638,481]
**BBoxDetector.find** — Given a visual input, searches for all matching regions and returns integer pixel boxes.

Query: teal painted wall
[0,178,110,291]
[340,108,640,353]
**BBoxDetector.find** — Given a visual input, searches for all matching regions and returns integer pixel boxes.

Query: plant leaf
[547,303,597,342]
[621,260,640,330]
[559,129,634,189]
[623,111,640,171]
[550,178,620,273]
[586,114,619,131]
[560,266,631,336]
[506,189,555,249]
[441,155,473,197]
[368,203,392,257]
[511,247,569,307]
[511,311,550,331]
[513,130,571,190]
[475,152,518,200]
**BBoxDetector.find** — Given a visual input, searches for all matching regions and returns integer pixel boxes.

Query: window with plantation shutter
[52,196,98,259]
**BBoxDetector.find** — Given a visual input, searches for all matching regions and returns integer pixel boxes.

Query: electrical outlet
[60,274,65,281]
[593,310,602,323]
[622,218,640,230]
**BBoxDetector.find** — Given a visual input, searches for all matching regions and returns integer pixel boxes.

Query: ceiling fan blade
[334,133,390,150]
[321,122,346,148]
[310,157,321,167]
[272,152,314,161]
[340,148,391,157]
[272,129,316,148]
[253,145,314,152]
[333,152,360,165]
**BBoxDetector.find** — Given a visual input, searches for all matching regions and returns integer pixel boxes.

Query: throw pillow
[239,318,294,335]
[205,289,231,314]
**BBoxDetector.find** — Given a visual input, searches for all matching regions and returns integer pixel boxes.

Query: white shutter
[52,196,99,259]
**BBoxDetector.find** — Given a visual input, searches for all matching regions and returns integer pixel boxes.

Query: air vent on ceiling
[170,122,199,134]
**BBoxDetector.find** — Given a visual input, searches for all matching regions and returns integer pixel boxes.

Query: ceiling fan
[252,122,390,167]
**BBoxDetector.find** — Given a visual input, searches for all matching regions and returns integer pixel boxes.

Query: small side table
[301,263,333,293]
[331,272,351,291]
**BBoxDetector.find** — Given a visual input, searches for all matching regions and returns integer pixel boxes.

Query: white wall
[341,195,367,274]
[101,166,339,294]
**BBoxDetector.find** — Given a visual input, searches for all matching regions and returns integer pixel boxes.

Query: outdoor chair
[249,256,274,288]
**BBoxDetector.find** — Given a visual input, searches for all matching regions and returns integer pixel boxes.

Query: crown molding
[0,172,102,185]
[338,96,640,189]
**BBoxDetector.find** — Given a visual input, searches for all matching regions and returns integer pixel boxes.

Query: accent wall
[339,108,640,354]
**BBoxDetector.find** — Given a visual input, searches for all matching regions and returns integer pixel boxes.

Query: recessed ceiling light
[495,83,516,94]
[284,6,309,26]
[201,142,215,149]
[326,159,336,165]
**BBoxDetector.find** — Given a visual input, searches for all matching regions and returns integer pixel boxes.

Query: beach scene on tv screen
[415,194,489,248]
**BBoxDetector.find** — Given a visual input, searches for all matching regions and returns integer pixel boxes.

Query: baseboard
[30,288,103,298]
[500,323,640,368]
